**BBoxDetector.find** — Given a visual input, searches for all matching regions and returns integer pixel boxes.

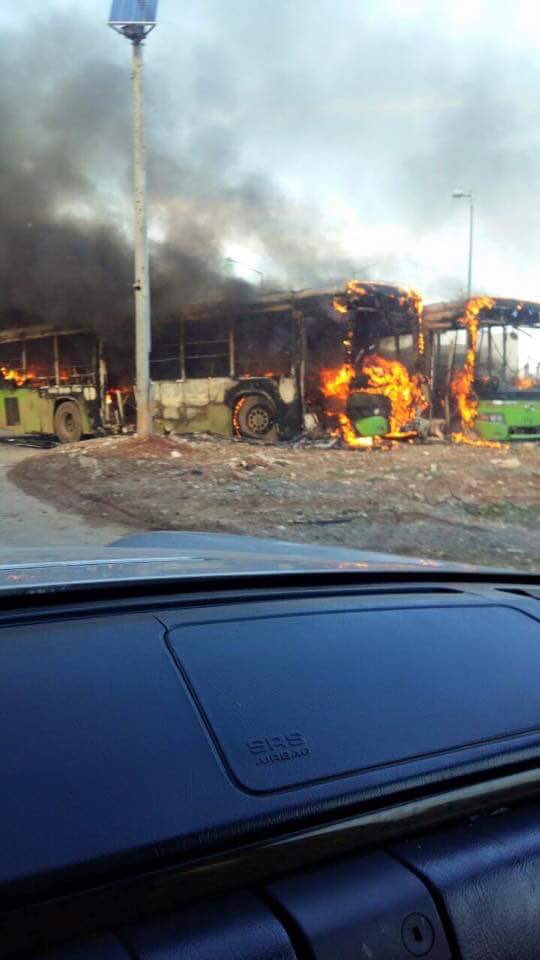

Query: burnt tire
[234,394,278,442]
[54,401,83,444]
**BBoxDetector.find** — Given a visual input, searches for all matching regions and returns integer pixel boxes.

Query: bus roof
[424,297,540,332]
[179,280,418,320]
[0,326,97,345]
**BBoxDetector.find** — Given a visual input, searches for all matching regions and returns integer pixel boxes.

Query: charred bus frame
[423,297,540,438]
[150,281,425,442]
[0,327,126,443]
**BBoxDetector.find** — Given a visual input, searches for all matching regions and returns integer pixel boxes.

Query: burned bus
[424,296,540,441]
[151,281,427,445]
[0,327,127,443]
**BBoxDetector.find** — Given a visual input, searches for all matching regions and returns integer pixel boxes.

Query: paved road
[0,443,133,546]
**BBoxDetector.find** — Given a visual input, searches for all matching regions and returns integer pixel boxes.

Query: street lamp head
[108,0,158,41]
[452,189,472,199]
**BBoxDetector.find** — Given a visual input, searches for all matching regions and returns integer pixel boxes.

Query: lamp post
[452,189,474,299]
[108,0,158,436]
[225,257,264,287]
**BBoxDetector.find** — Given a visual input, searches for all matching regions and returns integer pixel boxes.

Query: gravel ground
[9,433,540,570]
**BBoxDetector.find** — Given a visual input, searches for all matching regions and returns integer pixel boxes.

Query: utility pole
[131,38,152,434]
[452,189,474,299]
[109,1,158,436]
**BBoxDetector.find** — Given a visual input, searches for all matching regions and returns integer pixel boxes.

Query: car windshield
[0,0,538,573]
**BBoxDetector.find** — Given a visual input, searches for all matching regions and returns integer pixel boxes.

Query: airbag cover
[169,604,540,792]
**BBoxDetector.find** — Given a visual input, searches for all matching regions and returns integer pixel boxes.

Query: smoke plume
[0,7,361,353]
[1,0,539,345]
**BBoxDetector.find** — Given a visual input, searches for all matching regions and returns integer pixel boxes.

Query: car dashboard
[0,564,539,959]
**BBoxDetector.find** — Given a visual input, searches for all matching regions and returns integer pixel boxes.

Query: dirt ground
[9,433,540,570]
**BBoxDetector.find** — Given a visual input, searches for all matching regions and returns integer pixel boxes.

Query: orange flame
[320,363,355,400]
[515,375,534,390]
[0,366,33,386]
[332,280,368,315]
[361,354,427,433]
[451,431,502,449]
[320,357,425,444]
[450,296,495,432]
[325,281,426,445]
[348,281,367,297]
[408,288,425,355]
[232,396,247,437]
[337,413,374,448]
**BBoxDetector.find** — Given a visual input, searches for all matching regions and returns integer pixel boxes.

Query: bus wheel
[233,394,278,442]
[54,401,83,444]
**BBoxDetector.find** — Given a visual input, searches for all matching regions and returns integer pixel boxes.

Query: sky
[4,0,540,345]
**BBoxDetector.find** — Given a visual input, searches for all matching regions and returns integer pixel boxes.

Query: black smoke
[2,0,536,345]
[0,7,362,355]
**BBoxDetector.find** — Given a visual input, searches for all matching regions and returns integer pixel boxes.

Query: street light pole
[467,193,474,300]
[109,0,158,437]
[452,189,474,299]
[131,38,152,435]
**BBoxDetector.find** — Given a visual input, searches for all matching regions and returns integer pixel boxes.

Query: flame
[320,363,356,400]
[0,366,33,386]
[450,296,495,432]
[515,375,534,390]
[232,396,247,437]
[332,280,368,315]
[408,288,425,355]
[348,281,367,297]
[337,414,374,448]
[361,354,427,433]
[320,364,362,446]
[451,431,502,449]
[320,357,425,444]
[325,281,426,445]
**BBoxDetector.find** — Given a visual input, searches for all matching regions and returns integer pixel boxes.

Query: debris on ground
[9,433,540,570]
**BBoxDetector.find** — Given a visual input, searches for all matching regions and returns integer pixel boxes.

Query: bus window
[184,319,230,378]
[150,326,182,381]
[58,333,97,383]
[0,343,24,377]
[398,334,415,367]
[25,337,55,382]
[235,312,293,377]
[376,336,399,359]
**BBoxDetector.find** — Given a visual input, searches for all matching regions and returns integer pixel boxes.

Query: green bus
[475,382,540,442]
[0,327,126,443]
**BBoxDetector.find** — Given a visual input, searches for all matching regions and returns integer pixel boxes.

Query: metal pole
[131,39,152,435]
[467,194,474,299]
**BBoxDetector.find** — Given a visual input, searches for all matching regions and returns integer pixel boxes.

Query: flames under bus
[0,327,127,443]
[151,281,427,445]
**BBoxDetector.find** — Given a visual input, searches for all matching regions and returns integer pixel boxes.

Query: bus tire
[233,394,278,442]
[54,401,83,444]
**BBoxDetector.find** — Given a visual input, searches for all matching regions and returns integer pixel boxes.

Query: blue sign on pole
[108,0,158,25]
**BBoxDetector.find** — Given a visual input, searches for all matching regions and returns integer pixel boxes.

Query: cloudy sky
[4,0,540,318]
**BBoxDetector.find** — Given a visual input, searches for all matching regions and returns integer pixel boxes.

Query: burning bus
[151,280,427,445]
[0,327,127,443]
[424,296,540,442]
